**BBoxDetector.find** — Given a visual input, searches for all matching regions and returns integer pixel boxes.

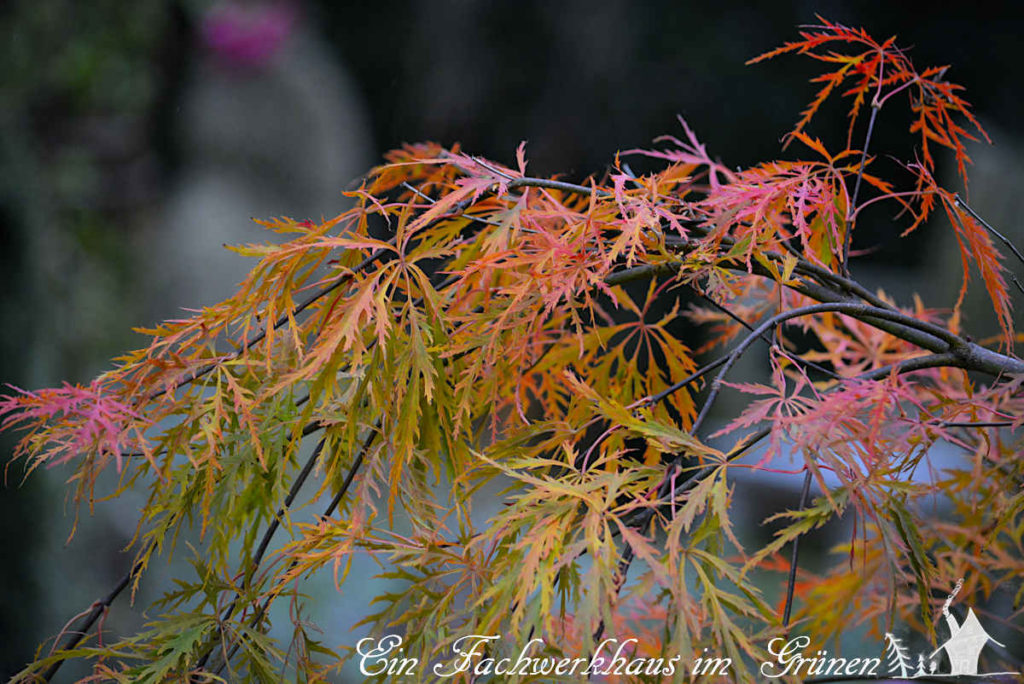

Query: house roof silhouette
[930,608,1004,676]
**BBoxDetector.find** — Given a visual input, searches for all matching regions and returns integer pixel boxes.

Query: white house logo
[760,578,1018,680]
[883,578,1014,679]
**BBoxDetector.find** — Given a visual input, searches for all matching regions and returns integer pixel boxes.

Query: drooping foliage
[3,18,1023,682]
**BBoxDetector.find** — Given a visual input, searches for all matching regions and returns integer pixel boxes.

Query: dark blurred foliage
[1,0,1023,677]
[0,1,187,376]
[0,2,188,675]
[0,200,43,678]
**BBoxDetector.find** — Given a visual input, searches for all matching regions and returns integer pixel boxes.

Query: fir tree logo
[884,632,913,678]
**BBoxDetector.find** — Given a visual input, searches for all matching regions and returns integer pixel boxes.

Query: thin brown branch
[842,102,880,276]
[691,288,841,380]
[40,543,152,682]
[782,469,813,628]
[455,168,1014,379]
[954,194,1024,296]
[643,356,728,407]
[199,262,453,675]
[36,407,326,681]
[506,177,612,198]
[204,426,378,680]
[192,437,328,676]
[642,241,945,354]
[955,194,1024,268]
[690,302,965,436]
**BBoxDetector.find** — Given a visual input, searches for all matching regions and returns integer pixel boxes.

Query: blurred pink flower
[201,1,296,69]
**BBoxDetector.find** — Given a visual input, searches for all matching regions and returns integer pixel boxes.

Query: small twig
[955,195,1024,268]
[842,102,880,277]
[954,195,1024,295]
[506,177,612,198]
[47,605,97,660]
[400,181,436,205]
[941,420,1015,429]
[841,51,885,278]
[692,289,841,380]
[40,546,151,682]
[782,469,813,628]
[471,155,516,181]
[642,356,729,408]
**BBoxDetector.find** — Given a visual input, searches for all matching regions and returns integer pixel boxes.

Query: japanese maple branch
[196,249,461,676]
[148,180,484,405]
[37,418,326,681]
[678,313,986,533]
[147,240,396,403]
[687,293,831,630]
[599,295,996,639]
[202,426,379,680]
[482,169,886,313]
[434,170,1024,640]
[688,302,967,434]
[44,385,352,677]
[452,167,905,318]
[607,257,1024,377]
[637,290,843,417]
[507,177,612,198]
[691,288,841,380]
[70,213,455,678]
[200,424,375,678]
[643,348,962,513]
[663,231,898,312]
[197,266,454,674]
[600,349,964,625]
[193,436,330,677]
[250,439,326,581]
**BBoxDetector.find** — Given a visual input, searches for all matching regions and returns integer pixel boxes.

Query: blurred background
[2,0,1023,679]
